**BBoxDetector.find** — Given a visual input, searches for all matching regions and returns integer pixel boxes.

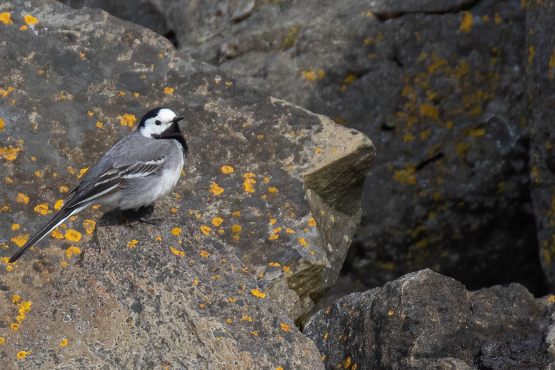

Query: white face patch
[139,108,177,137]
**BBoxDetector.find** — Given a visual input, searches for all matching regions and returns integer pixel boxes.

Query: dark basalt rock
[304,269,555,370]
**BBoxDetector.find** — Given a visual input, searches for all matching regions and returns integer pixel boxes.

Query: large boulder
[304,269,555,370]
[0,0,374,366]
[60,0,545,295]
[526,0,555,290]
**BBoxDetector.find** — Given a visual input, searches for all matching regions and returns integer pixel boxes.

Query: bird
[8,107,187,263]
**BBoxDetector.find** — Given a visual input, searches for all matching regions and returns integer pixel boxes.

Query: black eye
[155,120,161,125]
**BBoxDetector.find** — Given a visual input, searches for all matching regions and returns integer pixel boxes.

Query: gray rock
[526,0,555,290]
[60,0,545,295]
[304,269,554,370]
[0,0,375,366]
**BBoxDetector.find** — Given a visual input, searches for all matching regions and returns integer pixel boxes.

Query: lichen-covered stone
[304,269,555,370]
[0,0,374,366]
[61,0,545,295]
[526,0,555,290]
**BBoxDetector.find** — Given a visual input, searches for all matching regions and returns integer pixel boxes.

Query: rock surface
[304,269,555,370]
[526,0,555,290]
[60,0,545,295]
[0,0,375,366]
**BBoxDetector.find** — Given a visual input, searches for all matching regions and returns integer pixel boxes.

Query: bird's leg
[134,205,163,226]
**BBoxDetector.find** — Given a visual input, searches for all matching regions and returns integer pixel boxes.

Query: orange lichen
[51,228,64,239]
[11,223,19,231]
[243,173,256,193]
[460,11,473,33]
[54,200,64,211]
[280,323,290,331]
[127,240,138,248]
[309,218,317,226]
[164,87,174,94]
[269,234,279,241]
[302,70,316,81]
[209,183,224,195]
[16,351,29,359]
[212,217,223,226]
[0,12,13,25]
[221,165,234,174]
[0,337,4,345]
[60,261,68,267]
[200,250,210,258]
[251,289,265,298]
[60,186,69,193]
[66,246,81,257]
[59,339,68,347]
[393,165,416,185]
[65,229,81,242]
[120,114,136,127]
[268,187,278,193]
[0,146,21,161]
[298,237,309,248]
[83,220,96,234]
[171,227,182,235]
[420,104,439,121]
[24,15,38,25]
[200,226,211,235]
[34,203,52,215]
[170,246,185,257]
[232,225,242,233]
[11,235,29,247]
[0,118,4,132]
[286,228,294,234]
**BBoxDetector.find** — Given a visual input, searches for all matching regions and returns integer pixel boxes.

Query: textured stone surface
[0,0,375,366]
[526,0,555,290]
[61,0,545,295]
[304,269,555,370]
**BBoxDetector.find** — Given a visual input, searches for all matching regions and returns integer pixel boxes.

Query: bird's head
[138,107,185,138]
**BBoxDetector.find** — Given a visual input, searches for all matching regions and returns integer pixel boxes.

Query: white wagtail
[8,107,187,262]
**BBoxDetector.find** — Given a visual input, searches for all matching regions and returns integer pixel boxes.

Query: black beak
[172,116,185,123]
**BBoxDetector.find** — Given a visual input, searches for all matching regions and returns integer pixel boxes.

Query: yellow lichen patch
[59,185,69,193]
[269,262,281,267]
[548,295,555,303]
[65,229,81,242]
[59,339,67,347]
[268,187,278,193]
[0,146,21,161]
[60,261,68,267]
[270,218,276,224]
[286,228,294,234]
[315,148,322,153]
[273,227,282,233]
[200,225,211,235]
[280,323,290,331]
[53,200,64,211]
[528,46,535,68]
[12,294,20,303]
[34,203,52,215]
[243,173,256,193]
[0,118,4,132]
[460,11,473,33]
[200,250,210,258]
[0,12,13,24]
[302,70,316,81]
[24,15,38,25]
[282,265,292,274]
[269,234,279,241]
[11,223,19,231]
[51,228,64,239]
[66,246,81,258]
[251,289,265,298]
[0,337,4,345]
[120,113,137,127]
[83,220,96,234]
[17,351,29,359]
[209,183,224,195]
[11,235,29,247]
[221,165,234,174]
[298,237,309,248]
[127,240,138,248]
[232,225,242,233]
[309,218,317,226]
[164,87,174,94]
[170,246,185,257]
[212,217,223,226]
[404,133,415,142]
[171,227,182,235]
[420,104,439,121]
[469,128,485,136]
[393,164,416,185]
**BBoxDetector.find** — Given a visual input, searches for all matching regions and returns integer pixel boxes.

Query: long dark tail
[8,205,84,263]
